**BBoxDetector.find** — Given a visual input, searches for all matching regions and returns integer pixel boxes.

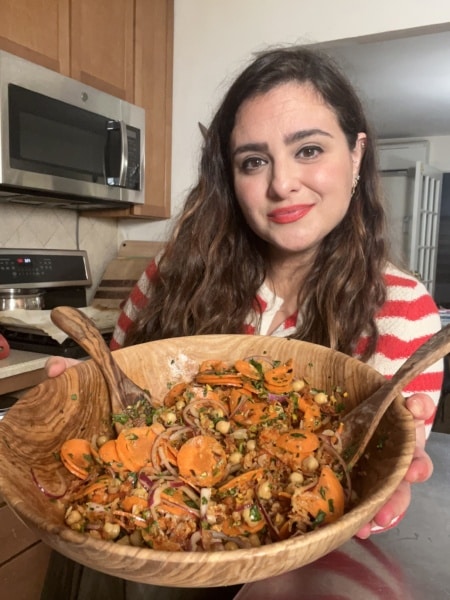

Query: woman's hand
[45,356,80,378]
[355,392,435,539]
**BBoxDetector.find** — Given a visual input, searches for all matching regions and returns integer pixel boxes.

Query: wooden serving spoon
[50,306,153,419]
[341,323,450,470]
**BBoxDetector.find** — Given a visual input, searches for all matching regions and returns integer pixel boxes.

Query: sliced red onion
[31,468,67,499]
[267,393,289,404]
[255,495,280,542]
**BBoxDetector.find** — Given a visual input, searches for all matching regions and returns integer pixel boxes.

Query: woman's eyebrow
[232,142,268,156]
[284,128,332,144]
[232,128,333,157]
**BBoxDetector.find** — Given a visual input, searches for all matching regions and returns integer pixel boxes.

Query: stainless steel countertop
[235,431,450,600]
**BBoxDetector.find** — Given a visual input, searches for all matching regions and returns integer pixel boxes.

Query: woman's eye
[241,156,266,171]
[298,145,322,159]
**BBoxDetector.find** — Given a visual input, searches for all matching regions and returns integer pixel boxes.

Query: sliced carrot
[276,430,319,455]
[292,465,345,525]
[98,439,125,473]
[232,399,281,426]
[158,487,197,517]
[116,424,164,472]
[60,438,96,480]
[228,388,252,414]
[163,381,188,407]
[177,435,227,487]
[121,495,149,513]
[241,381,262,395]
[234,360,261,381]
[194,373,243,387]
[298,396,322,431]
[258,428,319,468]
[218,468,264,494]
[264,359,294,391]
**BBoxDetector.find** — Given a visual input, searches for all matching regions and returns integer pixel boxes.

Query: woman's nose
[269,162,301,199]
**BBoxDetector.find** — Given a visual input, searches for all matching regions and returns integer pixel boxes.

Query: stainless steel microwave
[0,50,145,209]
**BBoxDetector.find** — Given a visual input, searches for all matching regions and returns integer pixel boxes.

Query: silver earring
[351,174,360,196]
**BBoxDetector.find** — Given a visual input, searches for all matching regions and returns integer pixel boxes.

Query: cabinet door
[70,0,135,100]
[0,0,70,74]
[132,0,173,218]
[89,0,173,219]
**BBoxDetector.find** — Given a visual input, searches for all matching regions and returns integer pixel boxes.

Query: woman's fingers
[354,392,436,540]
[354,480,412,539]
[45,356,79,378]
[404,444,434,483]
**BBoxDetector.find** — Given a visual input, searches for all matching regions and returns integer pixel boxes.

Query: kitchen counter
[0,349,50,396]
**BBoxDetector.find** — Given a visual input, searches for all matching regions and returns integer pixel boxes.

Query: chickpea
[129,530,145,547]
[246,439,256,451]
[103,522,121,540]
[224,541,240,551]
[96,434,110,448]
[257,480,272,500]
[248,533,262,547]
[229,451,243,465]
[216,419,231,435]
[65,508,82,526]
[289,471,304,485]
[175,399,186,411]
[292,379,306,392]
[314,392,328,405]
[161,411,177,425]
[302,455,320,472]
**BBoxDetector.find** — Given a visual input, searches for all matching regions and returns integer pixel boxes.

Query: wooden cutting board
[91,240,165,310]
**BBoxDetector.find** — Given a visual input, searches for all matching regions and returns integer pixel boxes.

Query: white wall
[119,0,450,241]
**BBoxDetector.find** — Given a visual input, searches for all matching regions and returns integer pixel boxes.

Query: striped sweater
[111,261,443,434]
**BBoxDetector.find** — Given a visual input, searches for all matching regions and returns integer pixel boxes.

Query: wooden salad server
[50,305,153,418]
[341,323,450,470]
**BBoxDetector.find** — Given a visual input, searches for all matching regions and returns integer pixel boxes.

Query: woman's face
[230,82,366,259]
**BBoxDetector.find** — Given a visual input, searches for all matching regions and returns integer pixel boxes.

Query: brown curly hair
[125,45,388,360]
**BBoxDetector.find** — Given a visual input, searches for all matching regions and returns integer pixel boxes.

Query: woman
[44,45,442,598]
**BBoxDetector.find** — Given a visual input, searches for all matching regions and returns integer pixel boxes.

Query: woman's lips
[268,204,313,224]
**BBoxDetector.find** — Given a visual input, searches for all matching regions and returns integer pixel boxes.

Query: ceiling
[318,28,450,139]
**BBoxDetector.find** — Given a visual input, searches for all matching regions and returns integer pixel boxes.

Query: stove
[0,248,112,357]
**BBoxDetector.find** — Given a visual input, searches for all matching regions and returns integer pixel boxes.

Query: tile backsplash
[0,204,119,303]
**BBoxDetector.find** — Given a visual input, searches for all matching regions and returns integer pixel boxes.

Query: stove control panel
[0,249,91,289]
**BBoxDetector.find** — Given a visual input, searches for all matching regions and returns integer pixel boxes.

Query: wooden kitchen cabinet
[0,0,174,220]
[70,0,135,101]
[89,0,174,219]
[0,0,70,73]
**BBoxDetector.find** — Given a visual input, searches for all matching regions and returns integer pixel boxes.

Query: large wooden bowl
[0,335,415,587]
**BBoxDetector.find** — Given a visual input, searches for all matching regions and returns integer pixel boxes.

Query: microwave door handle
[106,120,128,187]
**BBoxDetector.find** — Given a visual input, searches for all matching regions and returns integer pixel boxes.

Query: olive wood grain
[0,334,415,587]
[50,305,153,415]
[342,323,450,470]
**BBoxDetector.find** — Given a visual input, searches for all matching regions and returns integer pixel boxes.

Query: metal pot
[0,288,46,311]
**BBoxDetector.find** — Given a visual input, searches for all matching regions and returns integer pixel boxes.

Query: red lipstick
[268,204,313,224]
